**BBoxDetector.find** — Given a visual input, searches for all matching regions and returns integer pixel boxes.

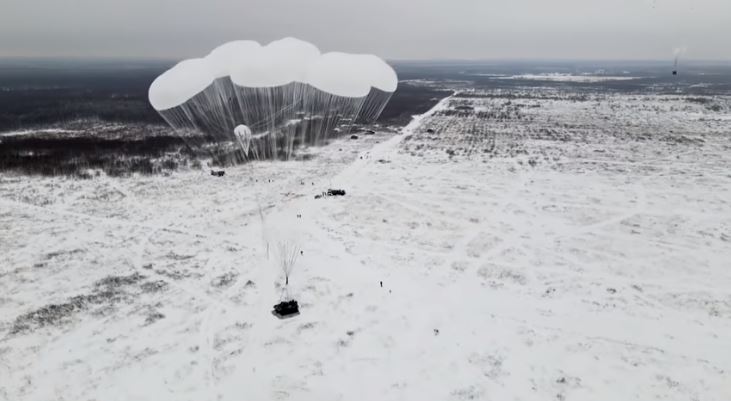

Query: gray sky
[1,0,729,60]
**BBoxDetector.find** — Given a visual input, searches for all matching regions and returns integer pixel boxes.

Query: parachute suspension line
[276,239,300,286]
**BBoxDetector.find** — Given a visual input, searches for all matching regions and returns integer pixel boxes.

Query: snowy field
[492,74,639,82]
[1,90,731,400]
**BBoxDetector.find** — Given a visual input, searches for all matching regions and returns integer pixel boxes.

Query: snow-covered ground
[494,73,640,82]
[0,129,84,138]
[1,91,730,401]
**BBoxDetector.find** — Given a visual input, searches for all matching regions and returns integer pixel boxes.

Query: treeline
[0,63,454,177]
[1,64,452,133]
[0,63,167,132]
[0,135,193,177]
[377,84,452,126]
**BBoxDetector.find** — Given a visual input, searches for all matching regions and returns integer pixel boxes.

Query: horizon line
[1,55,730,65]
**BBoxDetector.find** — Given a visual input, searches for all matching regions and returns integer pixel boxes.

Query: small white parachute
[233,124,252,155]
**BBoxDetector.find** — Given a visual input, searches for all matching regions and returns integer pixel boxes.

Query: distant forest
[0,61,449,132]
[0,61,450,176]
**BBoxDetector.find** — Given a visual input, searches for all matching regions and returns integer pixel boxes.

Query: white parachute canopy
[148,37,398,163]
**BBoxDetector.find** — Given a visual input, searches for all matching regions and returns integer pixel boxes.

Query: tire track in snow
[1,193,242,396]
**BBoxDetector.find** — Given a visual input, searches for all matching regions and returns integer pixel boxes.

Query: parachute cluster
[149,38,398,162]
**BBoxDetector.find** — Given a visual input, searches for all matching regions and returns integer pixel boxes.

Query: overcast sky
[1,0,729,60]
